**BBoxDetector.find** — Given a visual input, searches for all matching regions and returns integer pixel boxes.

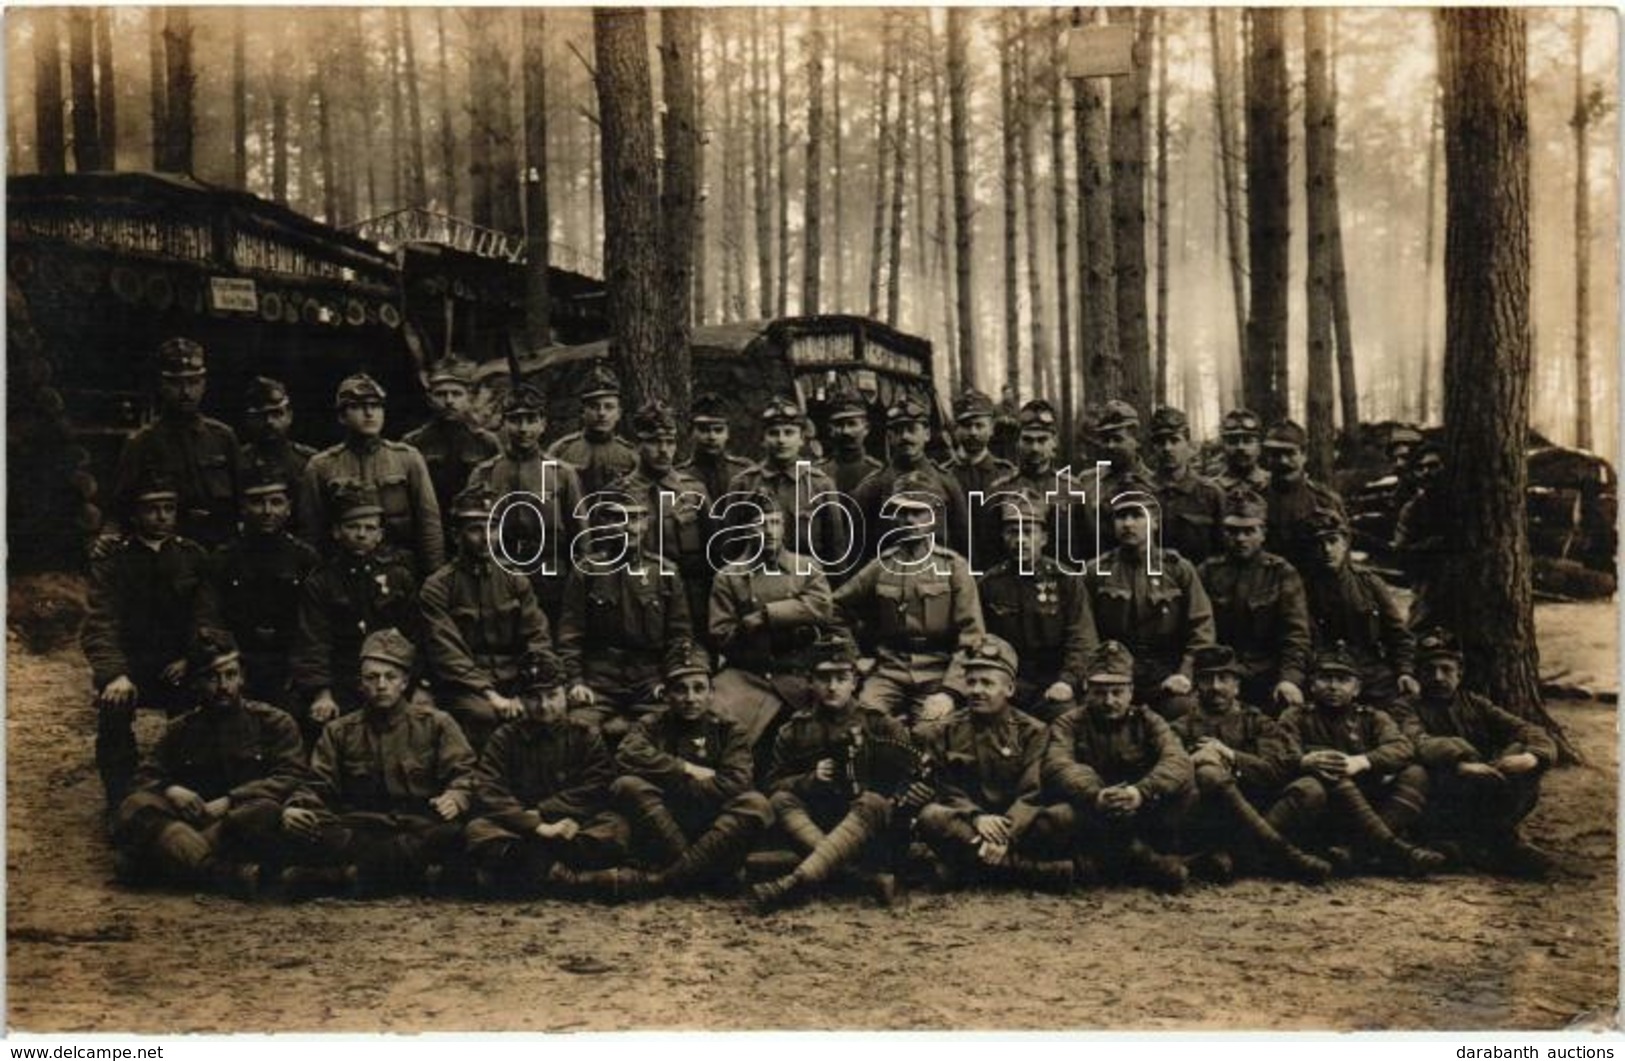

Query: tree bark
[1077,10,1118,411]
[1243,9,1289,424]
[523,9,552,352]
[659,7,698,419]
[723,18,748,320]
[776,9,790,318]
[751,10,773,318]
[231,8,247,188]
[435,10,460,215]
[67,9,99,172]
[146,9,164,171]
[401,10,428,207]
[1328,14,1360,444]
[270,27,290,204]
[1000,9,1021,399]
[1420,81,1440,424]
[693,13,710,325]
[930,15,956,378]
[1153,10,1170,407]
[1571,9,1593,452]
[1109,7,1153,417]
[314,35,338,223]
[1304,9,1336,481]
[595,8,666,408]
[33,11,65,175]
[385,10,405,208]
[802,7,825,315]
[867,12,894,322]
[1209,9,1248,393]
[1434,9,1573,760]
[162,8,194,175]
[1051,10,1074,450]
[947,7,978,388]
[831,14,846,312]
[885,38,907,327]
[94,7,116,170]
[1016,13,1048,399]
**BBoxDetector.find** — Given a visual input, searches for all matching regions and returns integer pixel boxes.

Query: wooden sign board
[1066,24,1136,79]
[209,276,259,313]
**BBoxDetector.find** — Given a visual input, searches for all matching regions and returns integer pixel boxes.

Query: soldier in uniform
[107,338,242,550]
[1085,474,1216,721]
[1090,400,1158,541]
[1391,443,1449,629]
[288,481,420,745]
[914,635,1076,891]
[1147,405,1224,564]
[1393,628,1557,877]
[83,471,221,810]
[544,362,638,497]
[281,628,479,896]
[210,464,320,710]
[753,632,928,911]
[678,390,754,502]
[1172,645,1331,883]
[986,399,1098,572]
[728,396,848,573]
[708,491,833,774]
[1278,642,1445,876]
[610,399,714,631]
[299,373,445,575]
[419,486,555,751]
[111,629,307,897]
[975,497,1097,722]
[1299,507,1419,707]
[1215,408,1271,494]
[1040,641,1197,892]
[555,497,693,743]
[833,474,984,728]
[238,376,315,514]
[466,383,585,625]
[465,651,631,897]
[402,356,501,538]
[1261,420,1347,573]
[815,388,883,496]
[599,645,775,896]
[851,397,968,560]
[942,387,1016,571]
[1196,489,1313,714]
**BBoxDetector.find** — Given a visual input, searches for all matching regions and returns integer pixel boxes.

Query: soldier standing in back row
[238,376,315,518]
[1089,399,1158,554]
[851,398,968,561]
[545,362,638,498]
[402,356,501,539]
[729,396,847,571]
[986,400,1098,571]
[1299,508,1418,708]
[299,373,444,576]
[815,388,883,496]
[1215,408,1271,494]
[1261,420,1347,574]
[941,387,1015,571]
[1147,406,1225,564]
[677,391,754,502]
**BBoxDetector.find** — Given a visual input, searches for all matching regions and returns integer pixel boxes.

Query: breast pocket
[916,579,953,634]
[376,473,412,523]
[874,582,906,638]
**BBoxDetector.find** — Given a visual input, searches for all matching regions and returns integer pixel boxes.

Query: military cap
[1220,408,1263,437]
[241,462,292,498]
[1017,399,1059,431]
[158,337,206,378]
[690,391,729,425]
[502,383,548,417]
[1310,640,1359,677]
[962,634,1019,677]
[1386,425,1425,452]
[889,471,946,512]
[807,629,860,671]
[1192,644,1242,675]
[1093,399,1141,435]
[244,375,291,413]
[359,627,416,671]
[666,642,714,680]
[1000,494,1047,525]
[885,396,931,427]
[327,479,384,522]
[1221,488,1267,527]
[578,362,622,401]
[126,470,180,505]
[761,395,806,427]
[595,493,650,520]
[952,388,998,422]
[1411,441,1444,467]
[1415,627,1465,664]
[1106,472,1159,505]
[1086,640,1136,684]
[1263,420,1309,450]
[519,649,566,692]
[334,373,387,409]
[630,399,680,439]
[426,356,479,388]
[449,485,495,523]
[826,389,869,421]
[1303,507,1349,539]
[186,627,241,676]
[1148,406,1191,440]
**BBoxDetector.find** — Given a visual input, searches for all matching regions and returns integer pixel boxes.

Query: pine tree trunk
[947,7,978,387]
[909,33,930,334]
[401,11,428,207]
[1572,9,1593,451]
[693,14,710,325]
[885,42,907,327]
[751,10,773,318]
[1328,15,1359,443]
[1419,83,1440,423]
[595,8,665,408]
[1434,9,1574,760]
[724,19,748,321]
[1018,10,1049,403]
[94,8,116,169]
[385,10,405,208]
[659,7,698,419]
[999,9,1021,399]
[270,28,290,203]
[1304,9,1336,481]
[776,9,790,318]
[67,9,99,172]
[1077,11,1118,409]
[435,10,459,215]
[1243,9,1289,423]
[231,8,247,188]
[1110,7,1153,417]
[1051,10,1074,450]
[802,7,825,315]
[522,9,551,351]
[146,9,164,171]
[1153,11,1170,407]
[867,13,893,322]
[831,14,846,312]
[930,17,956,376]
[163,8,194,175]
[314,47,338,223]
[33,11,65,174]
[1209,9,1248,384]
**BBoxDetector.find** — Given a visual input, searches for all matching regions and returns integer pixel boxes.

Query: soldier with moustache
[1146,406,1225,564]
[1299,507,1419,708]
[850,397,969,560]
[1261,420,1348,575]
[1215,408,1271,494]
[985,400,1098,572]
[544,362,639,497]
[677,391,754,503]
[941,387,1016,571]
[814,388,884,497]
[728,396,848,573]
[238,376,316,518]
[402,356,501,537]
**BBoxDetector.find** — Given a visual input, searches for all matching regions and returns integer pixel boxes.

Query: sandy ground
[6,600,1618,1033]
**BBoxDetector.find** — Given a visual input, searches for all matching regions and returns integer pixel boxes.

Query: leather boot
[795,806,879,885]
[1328,779,1445,876]
[1217,782,1331,883]
[752,871,809,913]
[624,794,691,869]
[659,815,761,894]
[1003,855,1076,893]
[1125,839,1189,893]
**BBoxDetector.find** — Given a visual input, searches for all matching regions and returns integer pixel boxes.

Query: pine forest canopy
[5,6,1618,460]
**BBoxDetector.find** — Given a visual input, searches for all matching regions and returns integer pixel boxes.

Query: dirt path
[7,606,1618,1032]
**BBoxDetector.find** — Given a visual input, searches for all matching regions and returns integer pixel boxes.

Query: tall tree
[162,8,195,175]
[269,26,290,203]
[1050,10,1074,449]
[885,38,907,326]
[831,14,846,312]
[1076,10,1118,413]
[775,9,790,317]
[313,24,338,223]
[594,8,665,409]
[1109,7,1153,416]
[67,8,99,172]
[1303,9,1336,480]
[1571,9,1595,451]
[434,10,458,214]
[947,7,978,387]
[659,7,698,419]
[693,14,710,324]
[33,10,65,175]
[802,7,825,314]
[400,11,428,207]
[751,10,773,317]
[1243,9,1289,423]
[522,9,551,352]
[867,12,894,321]
[349,11,377,217]
[1017,10,1049,400]
[723,18,749,320]
[1433,9,1573,759]
[930,14,956,374]
[1153,10,1170,406]
[94,8,115,169]
[1326,14,1359,443]
[231,8,247,188]
[999,9,1021,398]
[146,9,164,170]
[385,10,405,207]
[1209,9,1248,382]
[1419,82,1441,423]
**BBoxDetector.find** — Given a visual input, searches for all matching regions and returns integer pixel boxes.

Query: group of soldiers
[85,336,1557,908]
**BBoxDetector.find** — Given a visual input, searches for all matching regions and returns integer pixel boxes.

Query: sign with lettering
[209,276,259,313]
[1066,24,1135,79]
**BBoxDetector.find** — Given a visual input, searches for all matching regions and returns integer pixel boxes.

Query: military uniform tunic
[680,451,754,505]
[240,437,316,500]
[608,464,714,628]
[1301,562,1415,706]
[299,437,445,574]
[555,550,693,711]
[976,554,1098,715]
[917,707,1047,830]
[1041,702,1196,855]
[1085,546,1216,712]
[727,460,847,571]
[211,530,320,708]
[1266,476,1347,573]
[545,430,638,498]
[615,707,772,841]
[288,547,420,716]
[113,414,243,548]
[402,417,501,533]
[1153,469,1226,564]
[850,459,970,560]
[816,451,884,497]
[943,451,1017,569]
[1197,550,1313,709]
[466,450,585,621]
[766,700,912,826]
